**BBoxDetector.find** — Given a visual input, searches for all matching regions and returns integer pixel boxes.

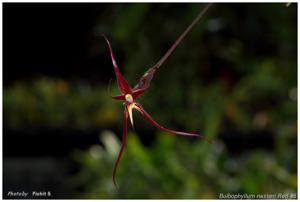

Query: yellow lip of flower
[127,102,137,128]
[125,94,135,127]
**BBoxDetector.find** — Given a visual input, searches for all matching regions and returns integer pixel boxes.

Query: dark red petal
[135,103,212,143]
[112,108,129,187]
[132,88,147,99]
[103,35,132,94]
[111,95,125,100]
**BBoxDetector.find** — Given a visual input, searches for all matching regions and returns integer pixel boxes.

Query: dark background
[3,3,297,199]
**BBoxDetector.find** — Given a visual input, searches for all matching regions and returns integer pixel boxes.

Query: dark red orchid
[103,4,213,187]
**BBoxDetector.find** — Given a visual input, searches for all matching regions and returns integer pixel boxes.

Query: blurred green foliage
[4,78,120,129]
[70,131,296,199]
[3,3,297,199]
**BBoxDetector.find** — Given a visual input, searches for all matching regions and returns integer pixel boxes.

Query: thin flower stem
[151,3,213,70]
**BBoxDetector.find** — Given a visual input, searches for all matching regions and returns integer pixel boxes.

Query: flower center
[125,94,133,102]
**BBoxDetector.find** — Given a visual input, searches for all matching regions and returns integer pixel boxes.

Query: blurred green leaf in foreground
[70,131,296,199]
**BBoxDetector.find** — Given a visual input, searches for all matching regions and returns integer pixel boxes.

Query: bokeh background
[3,3,297,199]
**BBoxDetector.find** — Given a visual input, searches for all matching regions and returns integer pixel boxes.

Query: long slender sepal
[103,34,132,94]
[135,103,212,143]
[112,109,129,187]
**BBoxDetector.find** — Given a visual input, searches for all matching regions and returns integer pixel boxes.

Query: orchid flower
[103,4,213,187]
